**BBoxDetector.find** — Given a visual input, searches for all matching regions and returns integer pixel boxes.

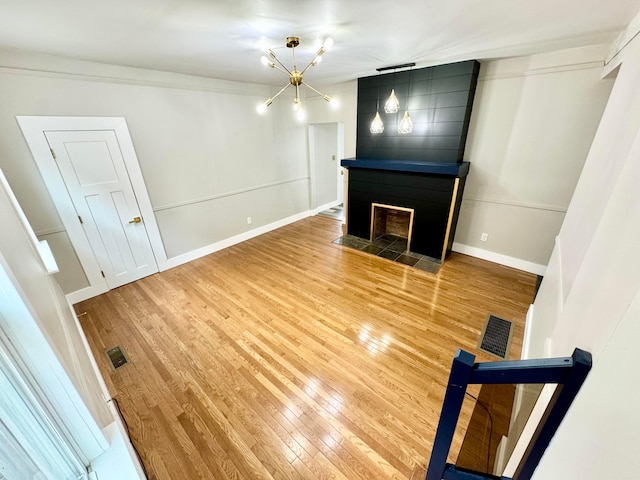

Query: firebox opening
[370,203,415,253]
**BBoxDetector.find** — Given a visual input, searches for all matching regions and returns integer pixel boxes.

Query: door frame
[307,122,345,213]
[17,116,168,303]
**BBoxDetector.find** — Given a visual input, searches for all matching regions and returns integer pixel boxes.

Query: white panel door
[44,130,158,289]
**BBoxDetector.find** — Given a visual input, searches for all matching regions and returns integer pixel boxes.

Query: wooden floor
[77,216,536,480]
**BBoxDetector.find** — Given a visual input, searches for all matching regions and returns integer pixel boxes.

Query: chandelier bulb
[370,112,384,134]
[293,98,301,111]
[323,37,334,50]
[398,110,413,134]
[384,89,400,114]
[261,56,275,68]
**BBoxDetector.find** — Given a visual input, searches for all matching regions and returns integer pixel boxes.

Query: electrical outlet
[246,216,252,225]
[480,233,488,242]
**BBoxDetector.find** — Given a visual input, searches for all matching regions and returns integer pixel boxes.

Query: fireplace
[341,59,479,262]
[370,203,415,252]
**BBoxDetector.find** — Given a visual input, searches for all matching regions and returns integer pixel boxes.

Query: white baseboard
[90,418,146,480]
[66,284,109,305]
[452,242,547,276]
[313,200,342,214]
[160,210,314,271]
[66,209,321,302]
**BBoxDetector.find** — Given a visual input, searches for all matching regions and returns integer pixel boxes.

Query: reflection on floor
[333,233,442,273]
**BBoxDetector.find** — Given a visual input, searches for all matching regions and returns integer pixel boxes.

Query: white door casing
[44,130,157,289]
[17,117,168,303]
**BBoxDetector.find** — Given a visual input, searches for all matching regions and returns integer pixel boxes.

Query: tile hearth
[333,234,442,273]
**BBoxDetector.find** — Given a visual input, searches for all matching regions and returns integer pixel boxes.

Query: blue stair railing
[425,348,592,480]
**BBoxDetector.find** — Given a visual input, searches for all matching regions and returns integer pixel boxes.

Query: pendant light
[398,66,413,134]
[370,112,384,134]
[370,72,384,134]
[384,69,400,113]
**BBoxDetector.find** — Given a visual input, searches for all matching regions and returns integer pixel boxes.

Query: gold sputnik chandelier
[257,36,337,119]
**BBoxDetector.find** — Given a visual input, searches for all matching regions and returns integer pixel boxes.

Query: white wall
[0,170,110,463]
[305,80,358,158]
[455,45,614,271]
[0,51,311,293]
[518,12,640,479]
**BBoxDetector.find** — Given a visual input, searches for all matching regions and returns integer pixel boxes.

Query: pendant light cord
[376,72,381,111]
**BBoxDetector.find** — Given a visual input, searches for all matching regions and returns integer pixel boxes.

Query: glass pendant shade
[398,110,413,134]
[370,112,384,134]
[384,89,400,113]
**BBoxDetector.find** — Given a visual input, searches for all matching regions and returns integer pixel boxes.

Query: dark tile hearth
[333,234,442,273]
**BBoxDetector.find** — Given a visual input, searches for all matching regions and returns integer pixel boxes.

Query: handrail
[425,348,592,480]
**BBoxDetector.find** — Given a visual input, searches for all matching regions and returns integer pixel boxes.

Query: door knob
[128,216,142,224]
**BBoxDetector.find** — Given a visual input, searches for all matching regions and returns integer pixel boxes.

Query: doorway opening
[308,122,345,220]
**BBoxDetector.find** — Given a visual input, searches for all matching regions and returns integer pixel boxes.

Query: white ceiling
[1,0,639,86]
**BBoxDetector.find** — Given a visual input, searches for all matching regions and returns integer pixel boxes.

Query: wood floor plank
[78,216,536,479]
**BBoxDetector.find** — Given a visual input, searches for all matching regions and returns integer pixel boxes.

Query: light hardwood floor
[77,216,536,479]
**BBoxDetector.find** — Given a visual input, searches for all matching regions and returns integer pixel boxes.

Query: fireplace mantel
[341,158,469,177]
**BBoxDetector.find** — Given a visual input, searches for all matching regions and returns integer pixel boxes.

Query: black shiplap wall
[356,60,480,163]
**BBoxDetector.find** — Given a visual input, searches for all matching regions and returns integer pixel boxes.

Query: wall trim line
[479,60,604,82]
[461,196,568,213]
[152,176,310,212]
[35,227,66,237]
[0,65,272,97]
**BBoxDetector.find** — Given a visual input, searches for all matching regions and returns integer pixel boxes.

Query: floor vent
[478,315,513,359]
[106,346,129,370]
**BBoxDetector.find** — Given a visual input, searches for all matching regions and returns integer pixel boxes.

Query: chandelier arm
[269,82,293,103]
[300,47,325,75]
[271,63,292,76]
[268,52,293,75]
[300,60,317,76]
[302,81,330,100]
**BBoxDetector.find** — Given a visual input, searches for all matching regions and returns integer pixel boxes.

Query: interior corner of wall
[555,235,565,312]
[604,8,640,75]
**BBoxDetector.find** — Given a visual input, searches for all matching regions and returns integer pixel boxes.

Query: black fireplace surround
[341,60,479,261]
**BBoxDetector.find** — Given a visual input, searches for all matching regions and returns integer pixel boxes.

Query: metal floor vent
[478,315,513,359]
[106,346,129,370]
